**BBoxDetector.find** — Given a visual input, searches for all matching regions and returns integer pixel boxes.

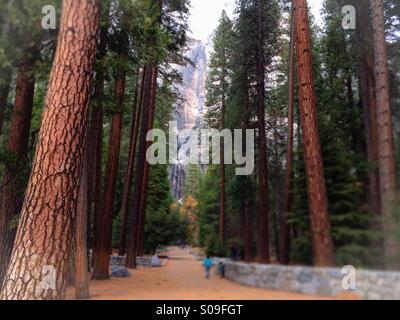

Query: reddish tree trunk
[0,0,100,300]
[118,70,144,256]
[92,72,125,279]
[293,0,335,266]
[357,3,382,264]
[358,3,380,217]
[243,200,253,262]
[280,4,295,265]
[75,138,89,299]
[126,64,154,268]
[89,14,108,265]
[371,0,399,269]
[0,55,36,284]
[220,99,226,245]
[256,0,270,263]
[137,66,158,257]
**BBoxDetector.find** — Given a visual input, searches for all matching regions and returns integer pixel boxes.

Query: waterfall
[169,40,207,200]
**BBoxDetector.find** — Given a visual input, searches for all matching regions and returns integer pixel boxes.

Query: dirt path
[66,247,350,300]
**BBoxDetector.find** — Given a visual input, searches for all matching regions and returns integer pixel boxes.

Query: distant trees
[205,11,234,245]
[0,0,399,302]
[279,3,295,265]
[0,48,38,284]
[0,0,58,285]
[371,0,399,268]
[92,4,128,280]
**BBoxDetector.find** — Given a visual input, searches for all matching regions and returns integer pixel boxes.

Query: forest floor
[66,247,357,300]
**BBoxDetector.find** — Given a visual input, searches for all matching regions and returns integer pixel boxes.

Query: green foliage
[290,0,376,267]
[204,233,227,257]
[184,164,201,199]
[144,164,184,253]
[197,165,220,247]
[205,10,234,129]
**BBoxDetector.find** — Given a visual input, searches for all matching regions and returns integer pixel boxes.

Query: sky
[188,0,324,43]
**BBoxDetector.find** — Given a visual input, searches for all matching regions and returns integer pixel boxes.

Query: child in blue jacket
[203,256,213,279]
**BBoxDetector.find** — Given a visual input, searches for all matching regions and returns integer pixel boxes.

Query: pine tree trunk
[118,70,143,256]
[75,138,89,299]
[370,0,399,269]
[293,0,335,266]
[220,147,226,245]
[357,2,382,265]
[358,3,381,217]
[90,16,107,266]
[220,100,226,245]
[92,72,125,279]
[137,162,150,257]
[0,54,37,285]
[137,66,158,257]
[126,64,154,268]
[0,0,100,300]
[280,4,295,265]
[256,0,270,263]
[243,200,253,262]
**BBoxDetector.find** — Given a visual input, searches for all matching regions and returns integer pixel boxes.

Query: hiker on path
[203,256,213,279]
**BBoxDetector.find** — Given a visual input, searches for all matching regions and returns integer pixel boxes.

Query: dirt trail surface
[66,247,354,300]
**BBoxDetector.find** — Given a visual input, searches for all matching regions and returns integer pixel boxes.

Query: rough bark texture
[256,0,270,263]
[0,0,100,300]
[293,0,335,267]
[280,4,295,265]
[118,70,143,256]
[92,72,125,279]
[75,139,89,299]
[0,54,37,285]
[370,0,399,269]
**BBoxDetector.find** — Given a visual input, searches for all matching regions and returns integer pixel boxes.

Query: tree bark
[75,137,89,299]
[126,64,154,268]
[243,200,252,262]
[280,3,295,265]
[90,25,107,267]
[358,3,380,217]
[0,54,37,285]
[92,71,125,279]
[370,0,399,269]
[220,99,226,245]
[255,0,270,263]
[0,0,100,300]
[118,70,144,256]
[293,0,335,266]
[137,65,158,257]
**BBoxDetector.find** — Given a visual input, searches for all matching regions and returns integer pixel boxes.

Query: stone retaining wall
[224,261,400,300]
[110,256,168,268]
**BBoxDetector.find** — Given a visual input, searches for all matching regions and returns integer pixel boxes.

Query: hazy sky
[188,0,324,43]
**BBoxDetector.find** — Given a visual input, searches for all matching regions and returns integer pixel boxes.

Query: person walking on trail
[151,254,161,267]
[203,256,213,279]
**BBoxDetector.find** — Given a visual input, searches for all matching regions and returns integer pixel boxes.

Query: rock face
[169,40,207,200]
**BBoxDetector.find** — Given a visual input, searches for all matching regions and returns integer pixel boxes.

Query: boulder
[111,265,131,278]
